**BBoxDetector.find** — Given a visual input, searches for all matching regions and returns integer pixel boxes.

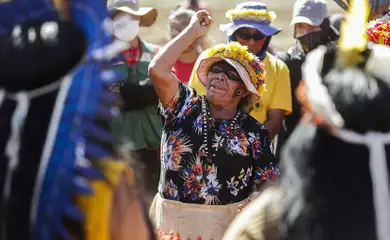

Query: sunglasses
[236,30,266,41]
[209,64,241,81]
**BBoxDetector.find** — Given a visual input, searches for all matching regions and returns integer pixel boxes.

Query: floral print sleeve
[158,82,198,124]
[250,124,280,191]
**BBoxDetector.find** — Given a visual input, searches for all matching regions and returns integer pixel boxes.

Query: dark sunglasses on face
[209,65,241,81]
[236,30,266,41]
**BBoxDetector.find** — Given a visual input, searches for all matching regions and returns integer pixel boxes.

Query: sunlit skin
[149,10,251,120]
[294,22,322,38]
[110,174,150,240]
[234,27,266,55]
[169,23,199,55]
[204,63,249,117]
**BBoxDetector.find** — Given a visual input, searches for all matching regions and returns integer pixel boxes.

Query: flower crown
[204,41,266,96]
[225,8,277,23]
[366,20,390,46]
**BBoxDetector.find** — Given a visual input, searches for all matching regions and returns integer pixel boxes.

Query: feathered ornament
[333,0,390,20]
[336,0,370,69]
[0,0,132,239]
[367,20,390,45]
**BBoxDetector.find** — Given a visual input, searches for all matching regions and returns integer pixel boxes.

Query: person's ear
[241,87,250,97]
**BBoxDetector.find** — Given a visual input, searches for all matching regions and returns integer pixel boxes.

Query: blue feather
[85,123,115,142]
[100,89,120,103]
[64,204,84,221]
[85,142,112,159]
[0,0,124,238]
[0,0,58,34]
[78,166,106,180]
[74,176,94,195]
[57,220,72,240]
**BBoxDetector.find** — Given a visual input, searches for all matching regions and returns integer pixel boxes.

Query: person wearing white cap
[148,10,278,239]
[290,0,338,53]
[275,0,339,160]
[106,0,162,205]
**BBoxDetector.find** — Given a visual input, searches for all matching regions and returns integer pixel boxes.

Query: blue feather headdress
[0,0,132,239]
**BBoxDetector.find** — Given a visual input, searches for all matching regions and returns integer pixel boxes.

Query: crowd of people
[1,0,390,239]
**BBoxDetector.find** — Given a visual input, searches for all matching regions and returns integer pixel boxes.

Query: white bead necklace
[200,96,241,158]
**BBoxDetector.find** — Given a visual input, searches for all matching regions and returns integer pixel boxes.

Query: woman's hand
[188,10,213,39]
[148,11,212,108]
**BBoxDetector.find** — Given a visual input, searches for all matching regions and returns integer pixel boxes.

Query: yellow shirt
[188,52,292,124]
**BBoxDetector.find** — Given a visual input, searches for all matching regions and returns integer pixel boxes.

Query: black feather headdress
[280,0,390,239]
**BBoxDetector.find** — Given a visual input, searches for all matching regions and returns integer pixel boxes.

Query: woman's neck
[178,49,199,63]
[209,105,237,120]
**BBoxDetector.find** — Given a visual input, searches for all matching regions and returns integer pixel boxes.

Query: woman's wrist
[183,25,203,43]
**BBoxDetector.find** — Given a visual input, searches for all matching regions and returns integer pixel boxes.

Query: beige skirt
[149,194,245,240]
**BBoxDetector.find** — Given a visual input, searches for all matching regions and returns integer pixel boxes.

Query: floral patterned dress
[159,83,279,205]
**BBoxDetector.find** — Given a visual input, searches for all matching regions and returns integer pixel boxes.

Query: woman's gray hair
[167,8,206,52]
[239,95,257,113]
[167,8,196,34]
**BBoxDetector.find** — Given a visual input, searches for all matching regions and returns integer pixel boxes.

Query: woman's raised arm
[148,10,213,107]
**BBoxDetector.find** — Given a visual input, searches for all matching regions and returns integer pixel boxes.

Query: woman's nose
[216,73,227,81]
[247,38,256,45]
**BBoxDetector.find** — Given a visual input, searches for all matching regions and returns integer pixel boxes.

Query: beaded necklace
[200,95,242,158]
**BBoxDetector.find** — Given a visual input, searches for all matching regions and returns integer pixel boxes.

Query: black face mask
[297,31,323,53]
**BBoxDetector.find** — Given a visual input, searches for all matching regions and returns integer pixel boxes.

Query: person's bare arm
[110,175,150,240]
[264,109,285,140]
[148,10,213,107]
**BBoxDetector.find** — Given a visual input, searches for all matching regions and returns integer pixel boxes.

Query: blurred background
[139,0,343,51]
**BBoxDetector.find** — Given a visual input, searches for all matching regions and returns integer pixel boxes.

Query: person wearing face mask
[291,0,339,54]
[189,2,292,144]
[275,0,339,160]
[106,0,162,206]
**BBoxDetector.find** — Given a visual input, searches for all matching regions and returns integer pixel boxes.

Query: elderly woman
[189,2,292,141]
[148,10,278,239]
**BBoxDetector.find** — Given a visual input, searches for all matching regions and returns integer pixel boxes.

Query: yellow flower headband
[203,41,266,96]
[225,9,277,23]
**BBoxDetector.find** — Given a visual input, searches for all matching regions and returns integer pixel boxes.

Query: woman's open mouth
[210,81,225,91]
[210,85,225,93]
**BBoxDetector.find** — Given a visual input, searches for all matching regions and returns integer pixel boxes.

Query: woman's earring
[235,89,241,97]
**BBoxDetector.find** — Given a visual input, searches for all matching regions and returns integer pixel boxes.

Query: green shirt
[111,40,162,151]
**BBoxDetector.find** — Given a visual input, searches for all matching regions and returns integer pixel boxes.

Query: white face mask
[112,14,140,42]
